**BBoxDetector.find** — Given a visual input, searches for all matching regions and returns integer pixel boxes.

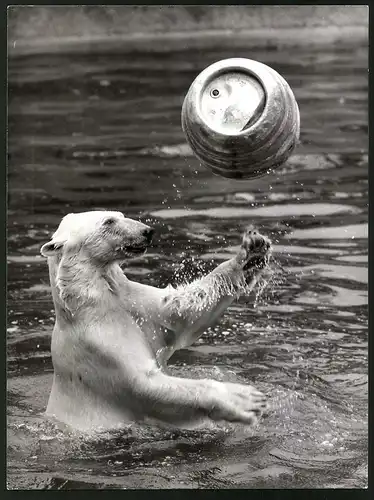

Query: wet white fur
[41,210,270,432]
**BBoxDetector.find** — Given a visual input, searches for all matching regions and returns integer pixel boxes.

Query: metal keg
[181,58,300,179]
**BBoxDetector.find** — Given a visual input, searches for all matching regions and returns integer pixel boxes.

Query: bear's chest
[126,308,177,361]
[104,281,178,364]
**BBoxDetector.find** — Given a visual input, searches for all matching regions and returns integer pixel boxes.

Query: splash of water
[252,258,287,308]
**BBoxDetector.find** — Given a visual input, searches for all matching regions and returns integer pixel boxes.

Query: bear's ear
[40,240,64,257]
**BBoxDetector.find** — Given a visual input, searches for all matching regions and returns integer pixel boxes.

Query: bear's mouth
[129,246,147,254]
[119,245,148,255]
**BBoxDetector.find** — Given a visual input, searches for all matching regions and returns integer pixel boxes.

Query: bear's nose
[143,226,154,243]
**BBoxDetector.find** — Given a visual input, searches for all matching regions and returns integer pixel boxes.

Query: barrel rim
[184,57,297,139]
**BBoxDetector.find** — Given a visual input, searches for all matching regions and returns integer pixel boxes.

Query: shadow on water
[7,31,368,489]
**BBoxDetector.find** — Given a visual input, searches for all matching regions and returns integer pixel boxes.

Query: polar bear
[40,210,272,432]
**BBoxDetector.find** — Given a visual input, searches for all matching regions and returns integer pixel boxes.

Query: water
[7,32,368,489]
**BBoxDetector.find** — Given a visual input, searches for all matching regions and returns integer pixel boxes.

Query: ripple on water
[151,203,361,220]
[336,254,367,263]
[294,286,367,308]
[288,223,368,240]
[272,244,342,256]
[289,264,368,285]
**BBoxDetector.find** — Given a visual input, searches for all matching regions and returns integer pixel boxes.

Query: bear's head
[40,211,154,264]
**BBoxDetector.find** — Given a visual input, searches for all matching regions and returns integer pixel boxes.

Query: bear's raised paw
[237,228,272,271]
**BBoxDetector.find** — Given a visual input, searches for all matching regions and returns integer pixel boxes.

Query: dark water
[7,33,368,489]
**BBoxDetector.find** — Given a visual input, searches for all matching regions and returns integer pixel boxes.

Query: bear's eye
[104,217,116,226]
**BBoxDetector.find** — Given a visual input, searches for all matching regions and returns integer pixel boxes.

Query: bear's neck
[48,254,127,317]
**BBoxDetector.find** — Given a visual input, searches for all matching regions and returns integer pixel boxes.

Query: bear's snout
[142,226,154,244]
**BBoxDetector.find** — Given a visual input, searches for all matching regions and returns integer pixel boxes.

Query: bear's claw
[208,381,267,425]
[242,229,270,253]
[239,228,272,271]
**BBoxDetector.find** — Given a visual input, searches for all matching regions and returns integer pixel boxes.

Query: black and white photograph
[7,4,368,490]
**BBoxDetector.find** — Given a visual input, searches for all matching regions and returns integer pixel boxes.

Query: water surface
[7,32,368,489]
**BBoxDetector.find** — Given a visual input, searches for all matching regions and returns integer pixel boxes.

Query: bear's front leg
[140,371,267,426]
[159,228,272,351]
